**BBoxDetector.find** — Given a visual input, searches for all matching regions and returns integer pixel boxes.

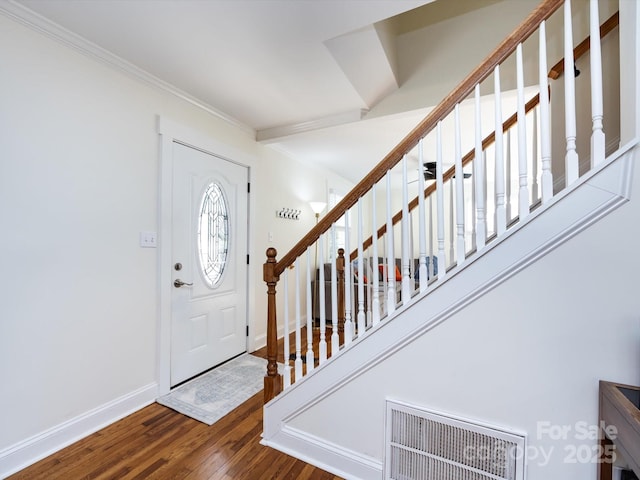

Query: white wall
[370,0,540,119]
[251,149,353,348]
[285,143,640,479]
[0,10,350,473]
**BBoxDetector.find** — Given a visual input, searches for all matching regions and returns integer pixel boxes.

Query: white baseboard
[261,424,383,480]
[0,382,158,479]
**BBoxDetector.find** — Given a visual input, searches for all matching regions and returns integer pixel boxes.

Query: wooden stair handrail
[548,11,619,80]
[272,0,564,277]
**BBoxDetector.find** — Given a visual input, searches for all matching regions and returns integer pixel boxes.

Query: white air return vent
[385,400,526,480]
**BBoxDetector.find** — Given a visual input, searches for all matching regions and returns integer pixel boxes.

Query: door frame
[157,116,255,395]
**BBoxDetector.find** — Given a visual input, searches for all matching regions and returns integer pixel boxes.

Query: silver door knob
[174,279,193,288]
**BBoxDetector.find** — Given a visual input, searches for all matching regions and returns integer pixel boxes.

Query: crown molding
[256,109,369,143]
[0,0,255,137]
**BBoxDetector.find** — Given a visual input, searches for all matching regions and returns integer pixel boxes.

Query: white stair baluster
[539,20,553,203]
[382,237,388,316]
[371,184,381,325]
[483,150,488,234]
[386,171,396,315]
[564,0,579,185]
[506,129,512,221]
[330,225,339,354]
[590,0,605,166]
[329,236,338,338]
[344,210,353,344]
[365,246,372,328]
[296,257,302,380]
[428,195,434,280]
[494,65,507,235]
[408,212,414,288]
[516,43,530,221]
[305,248,314,371]
[318,234,327,363]
[340,223,355,345]
[363,232,371,328]
[436,121,446,279]
[294,257,302,382]
[532,108,539,204]
[454,104,465,266]
[474,84,486,251]
[401,156,412,304]
[417,140,428,292]
[448,182,454,267]
[356,198,366,336]
[470,161,476,252]
[283,269,291,388]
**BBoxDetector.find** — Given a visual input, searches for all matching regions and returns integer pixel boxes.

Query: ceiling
[9,0,513,183]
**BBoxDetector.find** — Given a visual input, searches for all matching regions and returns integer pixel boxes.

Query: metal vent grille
[385,401,526,480]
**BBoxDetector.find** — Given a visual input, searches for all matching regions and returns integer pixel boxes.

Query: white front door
[170,141,248,386]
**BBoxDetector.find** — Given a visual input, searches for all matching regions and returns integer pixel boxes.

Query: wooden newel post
[263,247,282,403]
[337,248,345,334]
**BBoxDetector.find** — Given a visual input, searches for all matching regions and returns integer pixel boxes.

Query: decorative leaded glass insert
[198,182,229,287]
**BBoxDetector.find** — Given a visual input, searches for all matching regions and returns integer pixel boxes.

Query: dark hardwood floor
[8,339,343,480]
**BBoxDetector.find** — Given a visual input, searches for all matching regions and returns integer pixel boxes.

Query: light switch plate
[140,231,157,248]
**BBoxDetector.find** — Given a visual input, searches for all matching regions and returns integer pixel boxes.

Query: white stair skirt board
[262,141,637,480]
[0,383,157,478]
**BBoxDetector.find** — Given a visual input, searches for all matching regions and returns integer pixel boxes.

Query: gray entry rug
[157,353,271,425]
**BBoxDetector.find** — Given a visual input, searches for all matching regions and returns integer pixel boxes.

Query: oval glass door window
[198,182,229,287]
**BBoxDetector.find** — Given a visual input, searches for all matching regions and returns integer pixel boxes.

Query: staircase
[261,1,639,479]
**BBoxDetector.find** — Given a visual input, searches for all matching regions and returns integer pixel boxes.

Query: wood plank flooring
[8,348,343,480]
